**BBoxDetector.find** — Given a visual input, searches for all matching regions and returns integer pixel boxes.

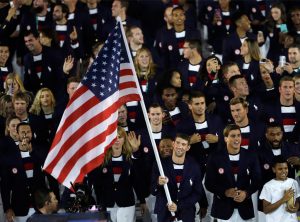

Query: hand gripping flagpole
[117,17,178,221]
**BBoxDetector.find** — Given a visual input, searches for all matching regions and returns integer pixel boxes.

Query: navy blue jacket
[151,156,204,222]
[205,148,261,220]
[0,145,45,216]
[89,155,145,208]
[222,31,257,64]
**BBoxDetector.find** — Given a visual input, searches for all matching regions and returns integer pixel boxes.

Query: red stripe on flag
[45,98,118,174]
[57,121,117,182]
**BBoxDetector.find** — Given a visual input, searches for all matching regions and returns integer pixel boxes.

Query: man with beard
[52,3,83,59]
[19,0,53,35]
[276,44,300,76]
[126,26,144,58]
[258,122,300,185]
[158,85,189,127]
[0,122,46,222]
[257,122,300,221]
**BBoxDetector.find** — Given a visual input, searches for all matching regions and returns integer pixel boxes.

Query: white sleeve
[292,180,300,198]
[259,183,272,202]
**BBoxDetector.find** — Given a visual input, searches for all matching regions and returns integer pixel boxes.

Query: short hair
[148,103,163,112]
[23,29,39,39]
[54,3,69,15]
[114,0,129,9]
[222,61,238,75]
[228,75,245,88]
[189,90,205,102]
[185,39,201,54]
[223,124,241,137]
[12,91,30,104]
[67,76,81,86]
[172,6,184,14]
[279,75,294,86]
[175,133,190,145]
[272,155,288,167]
[266,121,284,132]
[288,43,300,52]
[34,187,53,209]
[126,25,141,38]
[16,122,31,133]
[229,97,249,108]
[232,11,247,24]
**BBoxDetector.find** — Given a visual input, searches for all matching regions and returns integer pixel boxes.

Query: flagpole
[117,17,176,217]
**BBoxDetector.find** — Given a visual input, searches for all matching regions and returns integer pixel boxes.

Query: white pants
[145,194,157,222]
[6,208,35,222]
[107,205,135,222]
[217,209,255,222]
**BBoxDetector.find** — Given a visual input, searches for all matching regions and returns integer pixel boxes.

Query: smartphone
[260,58,267,64]
[280,24,288,33]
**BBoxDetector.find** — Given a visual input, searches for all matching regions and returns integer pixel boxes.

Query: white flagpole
[117,17,177,218]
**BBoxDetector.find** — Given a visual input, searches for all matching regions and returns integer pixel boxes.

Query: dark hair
[223,124,240,137]
[172,6,184,14]
[175,133,190,145]
[288,43,300,51]
[34,187,53,209]
[185,39,202,54]
[16,122,31,133]
[148,103,163,112]
[266,122,284,132]
[279,75,294,86]
[67,77,81,85]
[23,30,39,39]
[272,155,288,167]
[189,90,205,101]
[228,75,245,88]
[54,3,69,15]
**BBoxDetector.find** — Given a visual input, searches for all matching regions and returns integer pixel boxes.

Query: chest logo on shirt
[269,118,275,123]
[207,6,212,11]
[252,8,257,13]
[235,49,240,55]
[218,168,224,174]
[168,45,173,51]
[217,21,222,26]
[144,147,149,153]
[224,95,229,101]
[269,33,274,38]
[264,164,270,170]
[12,168,18,174]
[102,168,107,173]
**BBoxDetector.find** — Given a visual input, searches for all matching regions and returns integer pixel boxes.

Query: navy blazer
[151,156,204,222]
[205,148,261,220]
[0,147,45,216]
[89,155,145,208]
[176,113,224,170]
[222,31,257,64]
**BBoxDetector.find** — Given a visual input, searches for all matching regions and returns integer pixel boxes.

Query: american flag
[43,22,141,189]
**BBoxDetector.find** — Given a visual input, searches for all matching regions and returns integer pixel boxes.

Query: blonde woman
[134,47,159,106]
[89,127,147,222]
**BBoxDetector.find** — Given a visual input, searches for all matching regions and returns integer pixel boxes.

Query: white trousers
[107,205,135,222]
[217,209,255,222]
